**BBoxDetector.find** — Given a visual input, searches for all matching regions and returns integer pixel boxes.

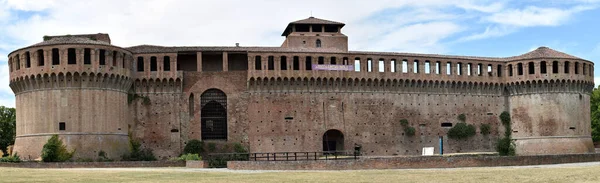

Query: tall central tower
[280,17,348,52]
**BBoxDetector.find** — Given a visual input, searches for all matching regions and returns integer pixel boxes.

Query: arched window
[552,61,558,73]
[267,56,274,70]
[37,49,44,66]
[25,51,31,68]
[201,89,227,140]
[293,56,300,70]
[508,64,513,76]
[15,54,20,70]
[575,62,580,74]
[316,39,321,48]
[540,61,546,74]
[564,61,570,73]
[528,62,534,74]
[517,63,523,75]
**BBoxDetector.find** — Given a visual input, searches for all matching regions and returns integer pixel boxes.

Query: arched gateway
[201,88,227,140]
[322,129,344,152]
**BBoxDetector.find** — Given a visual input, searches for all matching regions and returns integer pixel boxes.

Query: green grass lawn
[1,164,600,183]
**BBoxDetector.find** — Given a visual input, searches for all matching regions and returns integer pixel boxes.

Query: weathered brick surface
[185,160,208,168]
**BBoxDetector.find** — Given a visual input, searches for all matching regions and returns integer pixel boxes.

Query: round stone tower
[505,47,595,155]
[7,34,133,160]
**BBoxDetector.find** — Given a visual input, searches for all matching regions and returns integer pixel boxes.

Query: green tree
[591,86,600,143]
[41,135,75,162]
[0,106,16,157]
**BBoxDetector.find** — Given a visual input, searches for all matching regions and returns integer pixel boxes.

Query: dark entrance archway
[322,129,344,152]
[201,89,227,140]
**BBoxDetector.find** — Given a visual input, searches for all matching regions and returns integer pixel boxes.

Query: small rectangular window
[59,122,66,131]
[254,56,262,70]
[413,60,419,73]
[99,49,106,65]
[84,48,91,65]
[164,56,171,71]
[354,59,361,72]
[68,48,76,65]
[268,56,274,70]
[37,49,45,66]
[305,56,312,70]
[280,56,287,70]
[331,57,336,65]
[318,57,324,65]
[52,48,59,65]
[293,56,299,70]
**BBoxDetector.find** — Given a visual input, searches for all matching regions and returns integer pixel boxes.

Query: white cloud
[457,25,516,42]
[485,5,593,27]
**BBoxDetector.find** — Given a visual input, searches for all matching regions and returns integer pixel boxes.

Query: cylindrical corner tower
[7,35,133,160]
[505,47,595,155]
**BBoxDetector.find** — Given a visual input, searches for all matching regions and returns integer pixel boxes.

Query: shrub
[399,119,409,127]
[496,137,515,156]
[404,126,416,136]
[497,111,515,156]
[121,137,156,161]
[480,124,491,135]
[447,122,476,140]
[207,143,216,152]
[183,140,205,154]
[457,114,466,122]
[96,150,113,162]
[41,135,75,162]
[0,153,21,163]
[233,143,248,153]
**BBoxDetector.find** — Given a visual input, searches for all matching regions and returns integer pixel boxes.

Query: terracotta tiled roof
[126,45,346,54]
[506,47,583,60]
[290,17,345,25]
[30,36,112,47]
[282,17,345,36]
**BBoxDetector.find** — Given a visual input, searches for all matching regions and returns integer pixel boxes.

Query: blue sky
[1,0,600,107]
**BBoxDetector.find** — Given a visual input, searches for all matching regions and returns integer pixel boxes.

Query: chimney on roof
[235,43,239,47]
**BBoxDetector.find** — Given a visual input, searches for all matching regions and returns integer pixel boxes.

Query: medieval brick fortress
[7,17,595,160]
